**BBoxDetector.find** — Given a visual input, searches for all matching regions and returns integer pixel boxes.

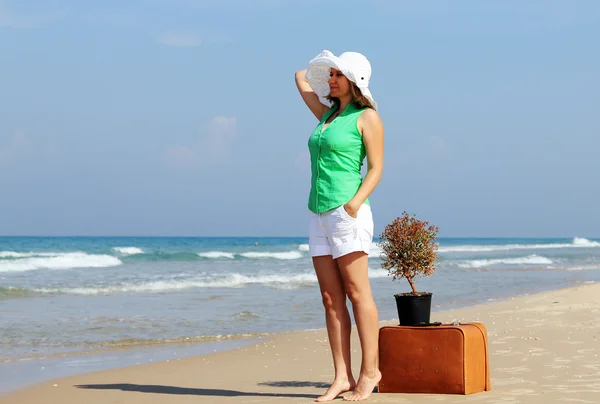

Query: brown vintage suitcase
[378,322,490,394]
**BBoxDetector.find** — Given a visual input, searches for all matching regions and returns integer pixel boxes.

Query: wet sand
[1,282,599,403]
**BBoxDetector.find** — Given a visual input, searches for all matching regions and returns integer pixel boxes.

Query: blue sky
[1,0,599,237]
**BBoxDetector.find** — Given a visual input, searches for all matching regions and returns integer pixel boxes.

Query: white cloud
[0,2,66,29]
[159,34,201,47]
[0,130,28,165]
[0,130,58,167]
[295,151,309,165]
[163,116,238,168]
[82,11,137,26]
[294,150,310,174]
[428,135,451,158]
[0,6,23,28]
[182,0,313,9]
[163,146,199,168]
[202,116,237,161]
[427,136,452,159]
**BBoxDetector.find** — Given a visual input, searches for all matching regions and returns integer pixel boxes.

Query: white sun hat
[305,50,377,110]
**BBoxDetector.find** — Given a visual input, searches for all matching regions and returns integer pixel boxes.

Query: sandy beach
[1,282,599,404]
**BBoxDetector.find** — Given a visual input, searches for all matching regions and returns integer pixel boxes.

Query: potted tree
[378,212,440,326]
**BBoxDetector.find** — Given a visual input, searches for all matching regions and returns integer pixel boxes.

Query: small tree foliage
[378,212,439,295]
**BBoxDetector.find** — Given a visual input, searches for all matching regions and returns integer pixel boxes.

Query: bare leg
[337,252,381,401]
[313,255,357,402]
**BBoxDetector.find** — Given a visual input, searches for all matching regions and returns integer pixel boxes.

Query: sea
[1,236,600,380]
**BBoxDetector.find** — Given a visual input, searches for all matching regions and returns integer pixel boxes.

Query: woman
[295,50,384,402]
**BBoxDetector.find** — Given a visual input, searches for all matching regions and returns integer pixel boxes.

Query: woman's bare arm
[295,69,328,121]
[344,108,384,217]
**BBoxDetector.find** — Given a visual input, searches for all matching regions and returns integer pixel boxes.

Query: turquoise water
[1,236,600,362]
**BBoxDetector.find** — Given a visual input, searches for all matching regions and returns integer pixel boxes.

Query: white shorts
[308,204,374,259]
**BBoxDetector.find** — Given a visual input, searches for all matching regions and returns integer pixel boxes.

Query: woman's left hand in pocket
[343,203,359,218]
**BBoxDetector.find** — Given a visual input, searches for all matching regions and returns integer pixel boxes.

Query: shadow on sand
[258,380,331,388]
[76,383,320,399]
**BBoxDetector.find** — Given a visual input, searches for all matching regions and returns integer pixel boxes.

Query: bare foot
[315,378,357,402]
[342,370,381,401]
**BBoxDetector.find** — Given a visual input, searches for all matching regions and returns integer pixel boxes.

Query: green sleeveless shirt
[307,102,370,213]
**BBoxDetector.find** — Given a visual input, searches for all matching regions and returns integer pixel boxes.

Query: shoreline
[0,332,274,365]
[4,278,590,362]
[2,281,599,403]
[0,337,264,396]
[1,280,596,396]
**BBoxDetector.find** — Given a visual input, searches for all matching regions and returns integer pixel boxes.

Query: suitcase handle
[407,321,442,326]
[395,322,464,327]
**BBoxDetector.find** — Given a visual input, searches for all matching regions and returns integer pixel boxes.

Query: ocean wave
[301,243,381,256]
[298,242,384,257]
[0,286,36,299]
[0,251,68,258]
[197,251,235,259]
[96,331,270,349]
[1,245,379,263]
[117,250,305,261]
[239,251,303,260]
[197,250,304,260]
[566,264,600,271]
[33,273,317,294]
[439,237,600,253]
[369,268,391,278]
[112,247,144,255]
[456,255,553,269]
[30,268,391,295]
[0,252,122,272]
[0,331,273,362]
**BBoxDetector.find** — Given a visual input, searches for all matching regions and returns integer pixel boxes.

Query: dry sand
[1,283,599,403]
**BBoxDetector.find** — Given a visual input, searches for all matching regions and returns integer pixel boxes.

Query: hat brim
[305,51,377,110]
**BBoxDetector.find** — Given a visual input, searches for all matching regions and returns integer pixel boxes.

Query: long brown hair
[326,81,374,110]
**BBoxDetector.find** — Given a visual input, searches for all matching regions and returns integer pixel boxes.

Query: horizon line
[0,235,594,239]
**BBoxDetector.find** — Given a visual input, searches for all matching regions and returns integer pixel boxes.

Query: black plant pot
[394,293,433,326]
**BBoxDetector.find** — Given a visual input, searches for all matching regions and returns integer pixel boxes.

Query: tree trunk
[407,276,418,294]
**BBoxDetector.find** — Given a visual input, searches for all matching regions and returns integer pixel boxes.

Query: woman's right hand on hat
[295,69,328,121]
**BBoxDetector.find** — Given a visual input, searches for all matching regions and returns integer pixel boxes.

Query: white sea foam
[439,238,600,253]
[572,237,599,246]
[34,274,316,294]
[566,264,600,271]
[229,273,317,285]
[35,280,214,295]
[32,268,390,295]
[299,242,383,256]
[371,242,383,256]
[0,252,122,272]
[196,250,304,260]
[456,255,553,269]
[240,251,304,260]
[0,251,67,258]
[369,268,390,278]
[112,247,144,255]
[197,251,235,259]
